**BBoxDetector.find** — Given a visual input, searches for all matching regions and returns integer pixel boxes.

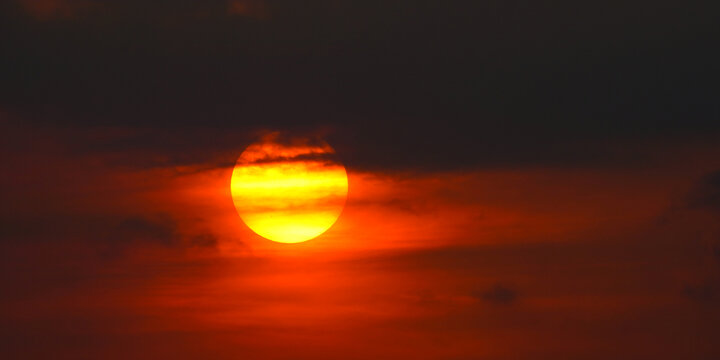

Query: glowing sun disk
[230,137,348,244]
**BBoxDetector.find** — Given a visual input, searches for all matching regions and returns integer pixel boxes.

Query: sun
[230,134,348,244]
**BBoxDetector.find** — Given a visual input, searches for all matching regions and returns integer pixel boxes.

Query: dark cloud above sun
[1,0,718,173]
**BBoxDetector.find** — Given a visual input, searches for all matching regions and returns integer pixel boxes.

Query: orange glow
[230,134,348,243]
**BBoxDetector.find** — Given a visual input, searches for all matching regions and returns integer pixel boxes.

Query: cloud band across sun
[230,134,348,243]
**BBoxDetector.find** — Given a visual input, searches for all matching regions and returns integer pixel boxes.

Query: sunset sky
[1,1,720,359]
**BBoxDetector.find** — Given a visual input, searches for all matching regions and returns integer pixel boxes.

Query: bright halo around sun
[230,134,348,244]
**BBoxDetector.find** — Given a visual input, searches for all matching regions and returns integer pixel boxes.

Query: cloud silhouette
[688,170,720,212]
[2,0,719,172]
[684,282,719,304]
[476,284,518,305]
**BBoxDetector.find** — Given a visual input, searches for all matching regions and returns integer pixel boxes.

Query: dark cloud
[0,212,219,252]
[0,212,226,304]
[684,282,719,304]
[476,284,518,305]
[188,233,219,248]
[687,170,720,212]
[102,214,222,250]
[113,215,178,246]
[0,0,718,172]
[242,153,340,166]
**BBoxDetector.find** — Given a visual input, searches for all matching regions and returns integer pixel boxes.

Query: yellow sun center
[230,136,348,243]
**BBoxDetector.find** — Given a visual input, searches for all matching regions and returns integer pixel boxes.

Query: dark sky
[2,0,718,170]
[1,1,720,359]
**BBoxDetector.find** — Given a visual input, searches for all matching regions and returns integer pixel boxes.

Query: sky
[1,0,720,359]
